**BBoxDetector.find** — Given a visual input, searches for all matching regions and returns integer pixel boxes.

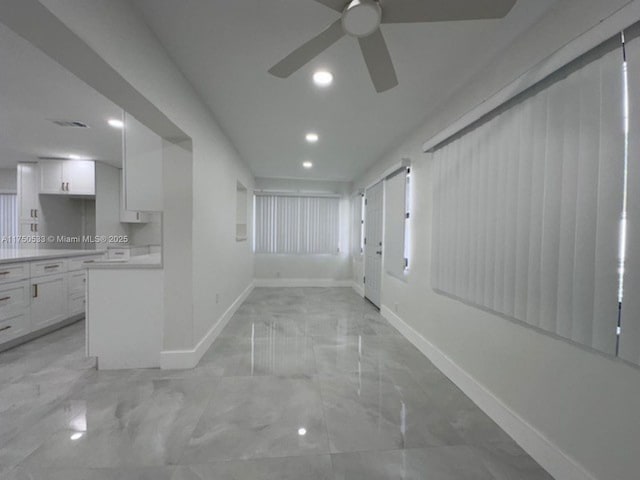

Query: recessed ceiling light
[305,132,319,143]
[298,427,307,436]
[70,432,84,441]
[313,70,333,87]
[67,154,84,160]
[108,118,124,129]
[303,161,313,169]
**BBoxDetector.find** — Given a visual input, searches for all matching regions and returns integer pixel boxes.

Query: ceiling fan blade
[358,29,398,93]
[269,19,345,78]
[312,0,346,12]
[380,0,517,23]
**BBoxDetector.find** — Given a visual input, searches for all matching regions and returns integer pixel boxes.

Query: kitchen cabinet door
[30,273,68,329]
[17,163,40,223]
[119,170,150,223]
[64,160,95,195]
[39,160,64,194]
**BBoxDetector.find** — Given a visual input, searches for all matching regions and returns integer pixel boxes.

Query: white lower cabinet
[0,263,29,285]
[0,253,103,350]
[0,280,30,313]
[68,270,87,317]
[0,311,30,343]
[68,293,86,317]
[0,280,31,343]
[30,273,68,330]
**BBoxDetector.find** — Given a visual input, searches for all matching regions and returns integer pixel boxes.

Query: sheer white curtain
[254,194,340,254]
[0,194,18,239]
[431,43,625,356]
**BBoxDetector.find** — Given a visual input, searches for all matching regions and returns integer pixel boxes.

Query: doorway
[364,181,383,307]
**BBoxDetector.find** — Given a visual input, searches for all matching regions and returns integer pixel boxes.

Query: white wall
[254,177,352,284]
[129,212,161,246]
[38,195,93,248]
[0,168,17,192]
[35,0,254,351]
[352,1,640,479]
[161,139,192,351]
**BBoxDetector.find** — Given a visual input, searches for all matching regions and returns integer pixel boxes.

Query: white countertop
[85,252,162,270]
[0,248,103,264]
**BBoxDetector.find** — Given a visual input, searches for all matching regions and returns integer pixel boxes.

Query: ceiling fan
[269,0,517,92]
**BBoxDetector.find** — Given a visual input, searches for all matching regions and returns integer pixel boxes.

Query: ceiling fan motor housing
[342,0,382,38]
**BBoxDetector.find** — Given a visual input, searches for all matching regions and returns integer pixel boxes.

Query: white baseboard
[160,281,255,370]
[380,305,596,480]
[351,281,364,297]
[254,278,352,288]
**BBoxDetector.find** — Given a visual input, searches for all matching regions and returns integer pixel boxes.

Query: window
[254,194,340,254]
[0,194,18,239]
[351,193,364,256]
[431,41,624,357]
[236,181,248,241]
[384,166,411,280]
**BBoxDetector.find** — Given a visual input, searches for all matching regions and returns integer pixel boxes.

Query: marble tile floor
[0,287,554,479]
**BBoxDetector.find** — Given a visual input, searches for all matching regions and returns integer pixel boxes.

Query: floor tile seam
[171,451,334,468]
[327,443,479,457]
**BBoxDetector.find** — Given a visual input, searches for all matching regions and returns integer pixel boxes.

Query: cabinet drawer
[108,249,130,260]
[68,271,86,295]
[69,293,85,317]
[0,263,29,285]
[68,255,104,272]
[0,310,29,344]
[30,259,67,278]
[0,281,30,318]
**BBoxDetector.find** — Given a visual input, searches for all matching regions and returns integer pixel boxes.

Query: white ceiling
[131,0,560,181]
[0,23,123,170]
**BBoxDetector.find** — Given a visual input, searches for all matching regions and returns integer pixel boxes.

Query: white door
[30,274,68,329]
[364,181,384,307]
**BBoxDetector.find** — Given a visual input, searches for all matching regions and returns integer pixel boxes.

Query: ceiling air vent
[50,119,90,128]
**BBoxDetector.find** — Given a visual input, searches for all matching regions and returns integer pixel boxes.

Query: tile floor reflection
[0,287,553,479]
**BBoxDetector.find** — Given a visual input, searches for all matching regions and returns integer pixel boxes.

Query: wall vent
[49,119,90,128]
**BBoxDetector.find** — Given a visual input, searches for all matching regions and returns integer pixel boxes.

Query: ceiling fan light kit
[268,0,518,93]
[342,0,382,38]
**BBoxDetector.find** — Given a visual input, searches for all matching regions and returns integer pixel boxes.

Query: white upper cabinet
[64,160,95,195]
[39,160,63,194]
[17,163,39,223]
[123,113,162,212]
[39,160,95,196]
[119,170,150,223]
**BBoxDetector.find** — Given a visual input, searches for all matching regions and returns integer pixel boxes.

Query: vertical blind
[620,27,640,365]
[254,194,340,254]
[431,42,625,356]
[0,194,18,239]
[384,168,409,280]
[352,193,363,257]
